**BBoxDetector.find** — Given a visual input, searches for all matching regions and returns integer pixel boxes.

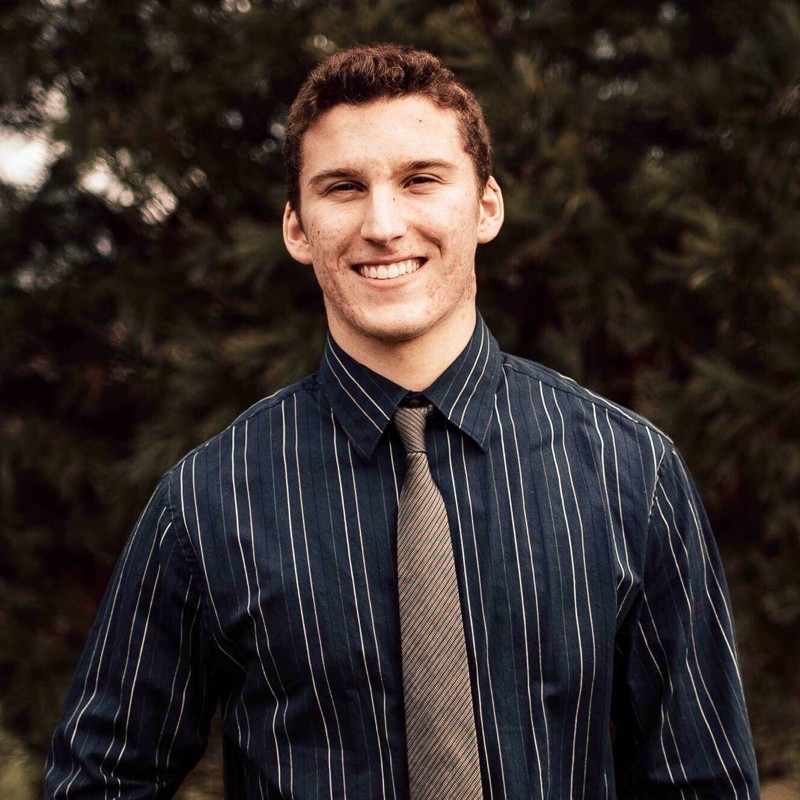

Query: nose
[360,187,407,244]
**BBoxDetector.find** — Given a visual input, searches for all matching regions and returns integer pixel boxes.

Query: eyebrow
[307,159,457,189]
[308,169,363,189]
[398,159,457,175]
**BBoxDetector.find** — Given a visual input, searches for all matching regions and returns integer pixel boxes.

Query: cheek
[422,199,480,240]
[306,214,354,255]
[307,230,340,262]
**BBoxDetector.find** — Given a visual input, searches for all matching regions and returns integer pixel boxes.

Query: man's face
[283,95,503,359]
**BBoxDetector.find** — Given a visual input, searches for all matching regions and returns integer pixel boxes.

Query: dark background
[1,1,798,795]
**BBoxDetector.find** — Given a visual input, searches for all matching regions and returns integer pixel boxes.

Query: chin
[362,321,429,345]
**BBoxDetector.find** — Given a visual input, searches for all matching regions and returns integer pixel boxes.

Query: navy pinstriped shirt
[46,315,759,798]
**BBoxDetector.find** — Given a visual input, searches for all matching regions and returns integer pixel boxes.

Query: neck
[331,307,477,391]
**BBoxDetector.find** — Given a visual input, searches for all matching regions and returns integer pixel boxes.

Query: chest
[188,424,626,709]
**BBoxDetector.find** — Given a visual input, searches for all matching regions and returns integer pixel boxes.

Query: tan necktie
[394,405,483,799]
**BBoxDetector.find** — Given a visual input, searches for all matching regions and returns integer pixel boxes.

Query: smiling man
[47,44,759,799]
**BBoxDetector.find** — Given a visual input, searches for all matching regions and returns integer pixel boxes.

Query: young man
[47,44,760,798]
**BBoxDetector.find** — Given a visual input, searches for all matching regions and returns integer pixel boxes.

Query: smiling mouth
[357,258,424,280]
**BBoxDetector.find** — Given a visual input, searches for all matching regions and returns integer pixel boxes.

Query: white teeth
[359,259,421,279]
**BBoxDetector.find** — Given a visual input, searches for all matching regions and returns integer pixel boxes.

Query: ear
[282,202,314,265]
[476,176,504,244]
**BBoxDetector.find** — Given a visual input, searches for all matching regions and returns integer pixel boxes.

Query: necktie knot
[393,405,431,455]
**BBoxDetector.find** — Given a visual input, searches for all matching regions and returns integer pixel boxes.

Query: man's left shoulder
[499,351,673,445]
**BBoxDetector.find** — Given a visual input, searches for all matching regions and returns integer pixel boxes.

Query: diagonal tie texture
[393,405,483,800]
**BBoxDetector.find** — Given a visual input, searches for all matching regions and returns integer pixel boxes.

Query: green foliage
[1,0,798,784]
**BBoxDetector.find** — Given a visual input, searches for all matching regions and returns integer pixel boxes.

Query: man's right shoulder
[163,372,321,481]
[229,373,321,427]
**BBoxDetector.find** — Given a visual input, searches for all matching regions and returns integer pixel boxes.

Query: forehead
[300,95,468,174]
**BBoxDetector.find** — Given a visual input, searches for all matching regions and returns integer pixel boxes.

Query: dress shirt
[46,314,759,799]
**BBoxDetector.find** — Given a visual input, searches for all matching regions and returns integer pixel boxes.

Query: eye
[326,181,361,195]
[405,175,438,187]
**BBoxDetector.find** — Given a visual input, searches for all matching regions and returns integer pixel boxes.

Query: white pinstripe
[673,456,744,689]
[162,603,203,779]
[504,381,552,791]
[653,491,740,796]
[98,517,161,798]
[233,421,289,791]
[324,349,385,431]
[444,428,500,800]
[268,410,296,796]
[182,456,246,672]
[605,408,635,614]
[539,382,586,799]
[327,342,391,420]
[331,414,390,800]
[636,613,692,795]
[345,438,398,800]
[154,580,198,787]
[656,477,751,798]
[450,322,489,425]
[56,501,164,798]
[108,538,166,798]
[493,395,545,796]
[280,400,336,800]
[551,388,598,800]
[292,398,348,796]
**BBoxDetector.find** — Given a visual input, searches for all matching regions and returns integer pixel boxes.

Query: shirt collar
[319,314,502,461]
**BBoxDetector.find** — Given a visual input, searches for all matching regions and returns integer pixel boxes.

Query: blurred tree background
[1,0,798,795]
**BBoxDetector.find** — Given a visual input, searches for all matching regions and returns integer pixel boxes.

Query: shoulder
[152,373,320,552]
[164,373,319,480]
[229,373,320,427]
[499,350,673,449]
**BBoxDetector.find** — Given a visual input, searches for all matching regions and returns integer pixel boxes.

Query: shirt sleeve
[45,476,218,799]
[612,445,760,798]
